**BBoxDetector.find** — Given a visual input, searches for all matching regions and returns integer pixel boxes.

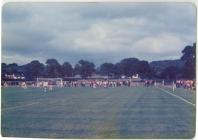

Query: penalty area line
[156,87,195,107]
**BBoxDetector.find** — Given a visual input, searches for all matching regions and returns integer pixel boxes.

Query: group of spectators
[175,80,196,90]
[58,79,144,88]
[2,79,196,90]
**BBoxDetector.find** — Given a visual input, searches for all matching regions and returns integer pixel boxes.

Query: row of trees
[161,43,195,79]
[181,43,196,79]
[2,58,151,80]
[2,43,196,80]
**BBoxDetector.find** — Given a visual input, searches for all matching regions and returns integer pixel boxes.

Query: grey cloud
[2,2,196,66]
[2,3,32,22]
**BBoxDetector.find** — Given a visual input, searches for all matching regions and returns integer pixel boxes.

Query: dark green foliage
[181,43,196,61]
[119,58,139,77]
[99,63,114,76]
[116,58,152,78]
[2,63,7,79]
[183,60,195,79]
[137,61,152,78]
[150,60,185,72]
[74,64,81,75]
[160,66,181,79]
[46,59,62,78]
[181,43,196,79]
[62,62,73,77]
[25,60,45,79]
[6,63,18,75]
[77,60,95,79]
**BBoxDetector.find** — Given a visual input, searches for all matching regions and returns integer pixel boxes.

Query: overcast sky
[2,2,196,66]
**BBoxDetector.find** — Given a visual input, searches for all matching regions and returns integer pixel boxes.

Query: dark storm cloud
[2,2,196,65]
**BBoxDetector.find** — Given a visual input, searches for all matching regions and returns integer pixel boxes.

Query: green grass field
[1,86,196,138]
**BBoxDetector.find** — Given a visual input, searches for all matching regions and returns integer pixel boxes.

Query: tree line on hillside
[2,43,196,80]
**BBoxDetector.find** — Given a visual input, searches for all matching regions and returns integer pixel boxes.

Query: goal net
[36,78,63,88]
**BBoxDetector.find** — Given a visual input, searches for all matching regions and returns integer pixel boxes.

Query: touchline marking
[156,87,195,107]
[1,102,39,111]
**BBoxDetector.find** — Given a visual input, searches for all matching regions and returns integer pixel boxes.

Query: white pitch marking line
[156,87,195,107]
[1,102,39,111]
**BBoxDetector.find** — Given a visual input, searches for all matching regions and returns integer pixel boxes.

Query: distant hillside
[150,59,185,73]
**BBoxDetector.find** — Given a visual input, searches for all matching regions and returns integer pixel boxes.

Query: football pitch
[1,86,196,139]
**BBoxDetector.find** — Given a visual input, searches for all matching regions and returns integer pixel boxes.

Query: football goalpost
[36,78,63,88]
